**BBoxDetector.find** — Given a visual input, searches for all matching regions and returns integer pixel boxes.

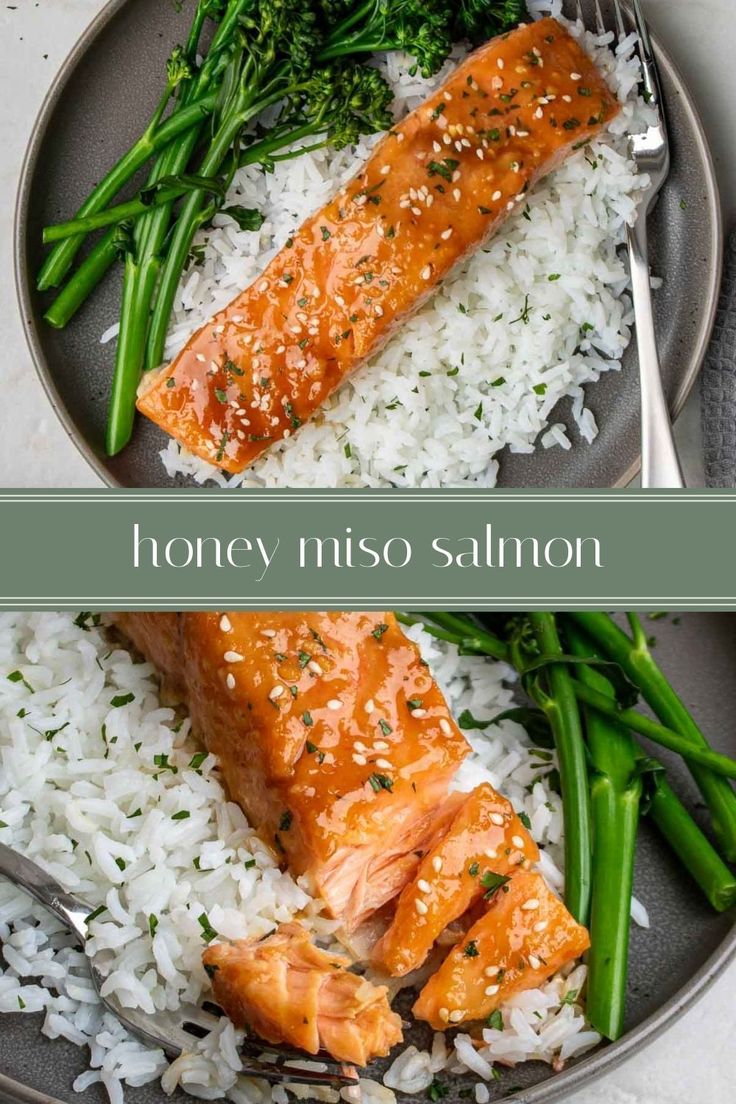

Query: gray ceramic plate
[1,612,736,1104]
[15,1,722,489]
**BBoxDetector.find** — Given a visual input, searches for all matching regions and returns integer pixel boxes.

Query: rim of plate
[14,2,723,490]
[0,917,733,1104]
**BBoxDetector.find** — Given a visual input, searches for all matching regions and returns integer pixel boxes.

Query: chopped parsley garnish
[110,693,134,708]
[153,753,177,773]
[561,988,579,1006]
[548,273,561,281]
[562,117,581,130]
[480,871,511,899]
[214,388,228,404]
[519,811,532,831]
[407,698,423,711]
[148,914,159,938]
[303,712,314,728]
[320,226,331,241]
[305,740,318,754]
[474,401,483,421]
[221,206,264,232]
[372,623,389,640]
[368,773,394,792]
[430,103,446,120]
[378,719,392,736]
[85,905,106,924]
[533,383,547,395]
[298,650,311,668]
[189,752,208,771]
[581,321,594,333]
[279,811,293,831]
[487,1010,504,1031]
[463,940,479,957]
[198,912,219,943]
[8,671,33,692]
[491,377,505,387]
[215,431,230,462]
[74,612,101,632]
[427,1079,449,1102]
[468,861,480,877]
[244,858,256,869]
[172,810,191,820]
[427,158,459,182]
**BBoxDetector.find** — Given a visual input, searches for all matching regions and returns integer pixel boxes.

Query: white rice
[146,3,654,489]
[0,611,615,1102]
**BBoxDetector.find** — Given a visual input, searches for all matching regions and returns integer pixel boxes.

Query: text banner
[0,489,735,610]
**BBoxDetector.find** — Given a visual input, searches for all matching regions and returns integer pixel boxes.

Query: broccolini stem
[43,230,120,329]
[566,622,640,1041]
[568,612,736,860]
[528,613,591,925]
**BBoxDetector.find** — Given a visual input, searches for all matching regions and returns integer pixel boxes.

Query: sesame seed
[353,754,367,766]
[196,353,206,363]
[562,94,572,103]
[373,740,390,751]
[220,615,232,633]
[365,699,375,714]
[448,1009,465,1023]
[497,58,504,69]
[412,206,422,217]
[439,718,452,735]
[308,660,323,676]
[484,966,499,977]
[453,188,461,201]
[476,148,485,160]
[226,673,236,690]
[442,133,452,146]
[439,1008,450,1022]
[411,708,428,718]
[375,758,392,770]
[491,75,503,90]
[417,879,432,894]
[354,741,367,753]
[512,835,525,849]
[521,898,540,911]
[433,141,442,153]
[421,265,432,281]
[380,164,391,175]
[529,955,541,970]
[484,985,500,997]
[258,280,268,293]
[327,699,342,710]
[570,71,581,80]
[432,856,443,873]
[485,848,498,859]
[533,920,548,933]
[492,190,502,201]
[396,132,405,142]
[534,107,543,119]
[375,305,384,317]
[269,685,284,700]
[415,898,429,915]
[224,651,244,663]
[490,812,504,826]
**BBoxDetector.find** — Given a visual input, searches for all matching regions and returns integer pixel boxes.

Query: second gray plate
[1,612,735,1104]
[15,0,722,487]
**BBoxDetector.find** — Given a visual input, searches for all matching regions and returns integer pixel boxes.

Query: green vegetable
[566,622,641,1042]
[527,613,591,925]
[568,612,736,860]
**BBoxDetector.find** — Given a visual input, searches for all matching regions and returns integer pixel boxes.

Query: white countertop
[0,3,733,1097]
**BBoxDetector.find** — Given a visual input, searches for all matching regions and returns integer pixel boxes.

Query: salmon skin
[114,612,469,929]
[372,783,539,977]
[203,922,403,1065]
[413,870,590,1029]
[137,17,620,473]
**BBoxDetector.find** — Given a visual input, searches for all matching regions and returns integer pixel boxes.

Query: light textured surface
[0,0,725,489]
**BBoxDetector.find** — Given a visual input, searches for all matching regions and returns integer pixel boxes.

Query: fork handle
[0,842,91,943]
[627,216,685,488]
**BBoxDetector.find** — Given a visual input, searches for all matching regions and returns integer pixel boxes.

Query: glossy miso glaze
[413,870,590,1030]
[114,612,469,927]
[137,18,620,472]
[203,921,403,1065]
[372,783,540,977]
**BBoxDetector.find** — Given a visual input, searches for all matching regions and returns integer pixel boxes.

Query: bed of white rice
[121,2,655,488]
[0,611,652,1104]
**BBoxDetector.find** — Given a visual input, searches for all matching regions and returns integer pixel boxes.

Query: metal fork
[0,843,359,1092]
[578,0,684,487]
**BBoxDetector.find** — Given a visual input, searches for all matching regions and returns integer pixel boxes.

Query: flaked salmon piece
[114,612,469,928]
[137,17,620,473]
[413,871,590,1029]
[372,783,539,977]
[203,922,403,1065]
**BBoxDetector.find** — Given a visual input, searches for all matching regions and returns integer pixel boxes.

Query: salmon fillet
[372,783,539,977]
[137,17,620,473]
[203,922,403,1065]
[114,612,469,928]
[413,871,590,1029]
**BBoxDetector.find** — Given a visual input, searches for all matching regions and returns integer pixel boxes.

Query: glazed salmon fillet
[114,612,469,928]
[137,17,619,473]
[372,783,539,977]
[413,871,590,1030]
[203,922,403,1065]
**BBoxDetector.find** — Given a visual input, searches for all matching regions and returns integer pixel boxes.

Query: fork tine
[593,0,606,35]
[574,0,584,26]
[630,0,656,60]
[239,1036,355,1076]
[611,0,627,40]
[628,0,666,113]
[239,1059,358,1089]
